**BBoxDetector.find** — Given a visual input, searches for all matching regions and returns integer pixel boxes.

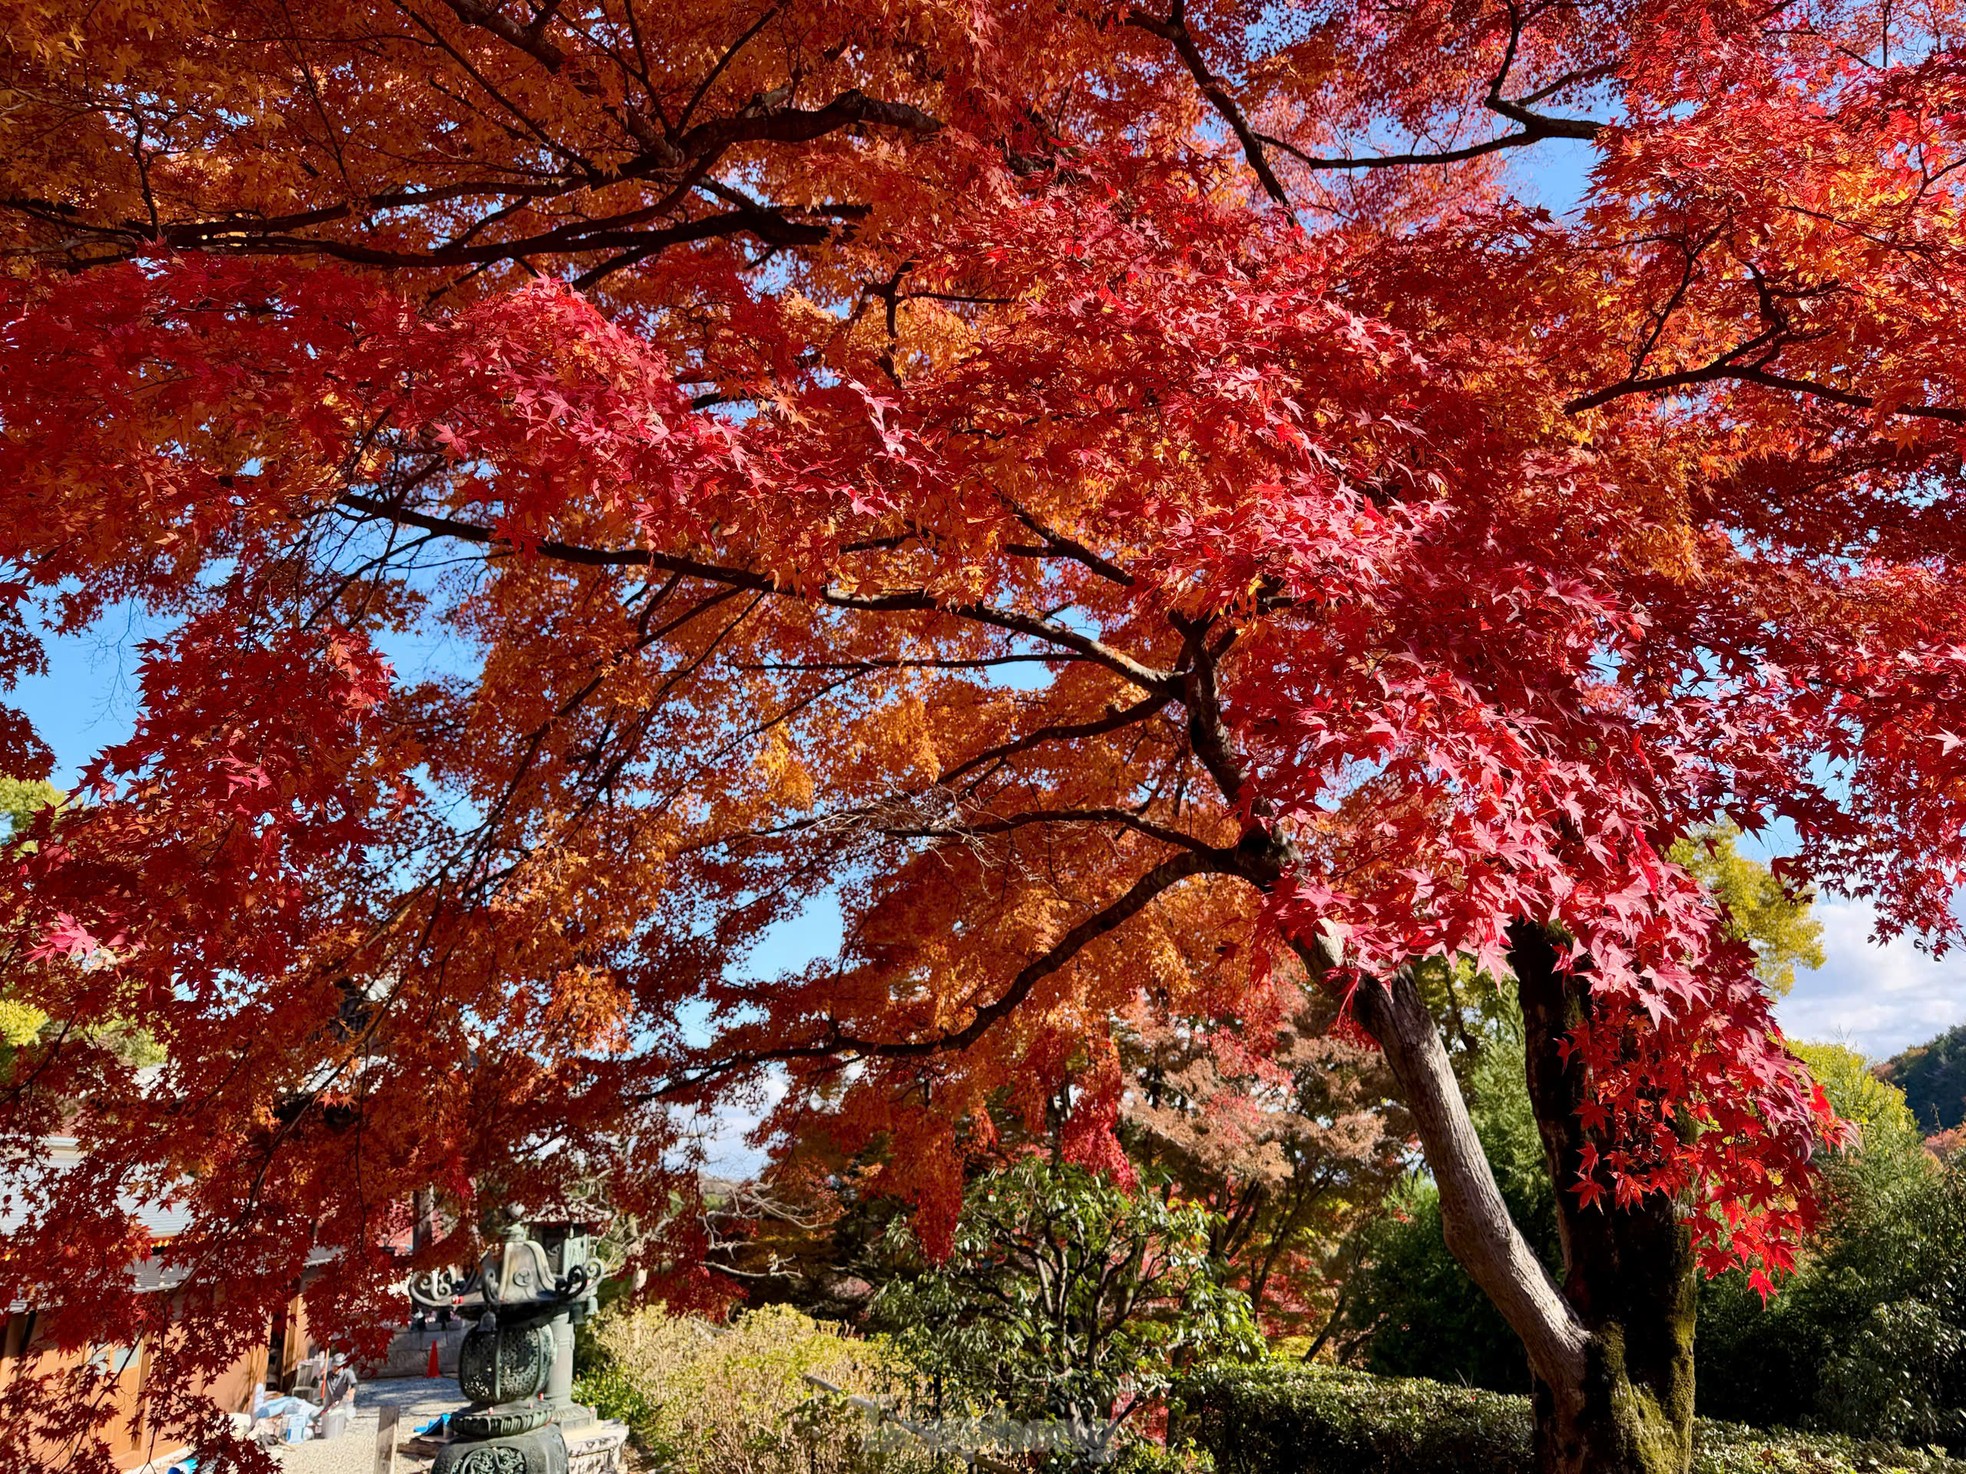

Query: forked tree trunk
[1323,925,1699,1474]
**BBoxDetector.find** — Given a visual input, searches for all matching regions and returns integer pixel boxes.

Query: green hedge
[1175,1364,1966,1474]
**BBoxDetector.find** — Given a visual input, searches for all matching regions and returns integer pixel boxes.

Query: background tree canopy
[1881,1026,1966,1136]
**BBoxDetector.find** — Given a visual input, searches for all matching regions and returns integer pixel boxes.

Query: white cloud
[1775,895,1966,1060]
[687,1071,789,1180]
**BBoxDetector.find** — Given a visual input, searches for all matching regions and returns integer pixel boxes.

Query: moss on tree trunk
[1532,1263,1697,1474]
[1514,922,1700,1474]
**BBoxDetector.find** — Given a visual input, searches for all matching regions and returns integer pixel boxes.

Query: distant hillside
[1877,1023,1966,1134]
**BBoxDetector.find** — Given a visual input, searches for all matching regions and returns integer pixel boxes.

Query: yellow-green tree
[0,775,59,845]
[0,778,59,1054]
[1669,823,1826,995]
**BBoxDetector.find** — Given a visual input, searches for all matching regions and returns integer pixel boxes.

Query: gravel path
[272,1375,464,1474]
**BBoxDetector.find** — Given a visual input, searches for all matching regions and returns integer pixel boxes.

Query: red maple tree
[1119,970,1412,1341]
[3,1,1964,1470]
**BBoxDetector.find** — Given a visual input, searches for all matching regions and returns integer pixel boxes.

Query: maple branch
[872,805,1218,857]
[286,208,833,270]
[461,584,757,872]
[651,847,1229,1095]
[736,653,1078,673]
[1510,61,1621,109]
[1124,8,1292,206]
[813,590,1169,692]
[1260,4,1602,171]
[938,693,1174,788]
[1172,614,1261,816]
[1004,503,1137,587]
[676,4,784,132]
[675,89,942,157]
[441,0,567,70]
[842,845,1229,1057]
[738,790,1203,854]
[1565,361,1966,423]
[3,197,843,272]
[1480,0,1603,143]
[6,82,936,273]
[1259,88,1600,172]
[396,1,598,174]
[332,492,1173,691]
[1623,232,1719,385]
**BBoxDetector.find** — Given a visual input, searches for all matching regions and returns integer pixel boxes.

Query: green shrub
[1106,1439,1217,1474]
[873,1156,1259,1466]
[1173,1364,1966,1474]
[1695,1419,1965,1474]
[1698,1048,1966,1447]
[1344,1032,1966,1446]
[572,1362,660,1443]
[1176,1364,1528,1474]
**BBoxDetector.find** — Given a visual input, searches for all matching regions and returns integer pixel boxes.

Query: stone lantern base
[425,1417,629,1474]
[430,1424,567,1474]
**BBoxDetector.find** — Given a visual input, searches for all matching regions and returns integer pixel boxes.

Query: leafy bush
[1698,1047,1966,1448]
[1174,1364,1966,1474]
[873,1157,1260,1465]
[572,1361,659,1439]
[578,1303,923,1474]
[1177,1363,1527,1474]
[1695,1420,1966,1474]
[1105,1439,1217,1474]
[1819,1301,1966,1454]
[1344,1030,1966,1447]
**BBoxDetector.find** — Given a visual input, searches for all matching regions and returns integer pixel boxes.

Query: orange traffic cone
[426,1341,442,1378]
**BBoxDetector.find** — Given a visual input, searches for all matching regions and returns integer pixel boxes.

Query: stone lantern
[408,1209,625,1474]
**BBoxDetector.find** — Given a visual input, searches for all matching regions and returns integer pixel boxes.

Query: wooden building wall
[0,1293,293,1471]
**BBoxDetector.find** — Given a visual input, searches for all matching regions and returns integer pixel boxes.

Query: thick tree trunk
[1526,1259,1696,1474]
[1512,921,1698,1474]
[1312,927,1697,1474]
